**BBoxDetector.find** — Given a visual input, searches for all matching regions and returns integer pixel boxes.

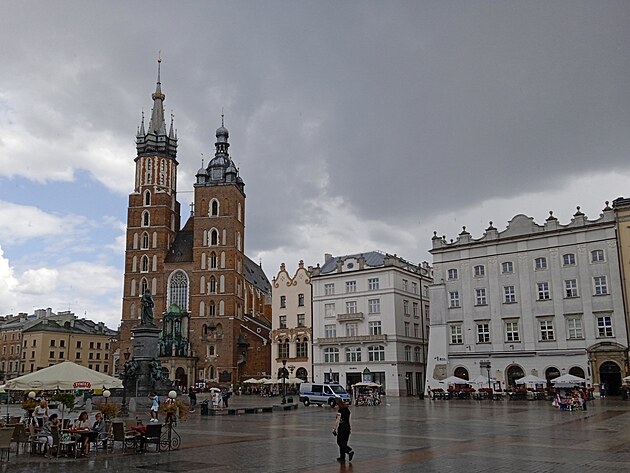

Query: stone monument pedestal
[129,324,172,398]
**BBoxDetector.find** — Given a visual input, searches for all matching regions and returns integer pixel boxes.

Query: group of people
[29,398,106,458]
[553,388,589,411]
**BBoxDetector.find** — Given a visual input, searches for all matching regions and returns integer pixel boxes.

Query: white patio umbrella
[263,378,281,385]
[243,378,264,384]
[5,361,123,390]
[551,373,585,387]
[438,376,470,385]
[515,374,547,386]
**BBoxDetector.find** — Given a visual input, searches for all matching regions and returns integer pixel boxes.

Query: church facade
[118,63,272,389]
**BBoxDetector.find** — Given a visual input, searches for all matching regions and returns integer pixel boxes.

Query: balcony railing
[316,334,388,345]
[337,312,364,322]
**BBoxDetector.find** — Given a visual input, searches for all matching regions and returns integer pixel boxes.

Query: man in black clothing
[332,398,354,462]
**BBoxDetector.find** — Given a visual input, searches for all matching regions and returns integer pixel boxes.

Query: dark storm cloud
[3,0,630,262]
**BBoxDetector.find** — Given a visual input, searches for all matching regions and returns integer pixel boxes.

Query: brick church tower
[119,62,272,389]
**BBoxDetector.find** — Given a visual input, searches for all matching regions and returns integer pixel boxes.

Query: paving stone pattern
[5,396,630,472]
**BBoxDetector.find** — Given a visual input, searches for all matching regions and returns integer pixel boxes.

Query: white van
[299,383,351,407]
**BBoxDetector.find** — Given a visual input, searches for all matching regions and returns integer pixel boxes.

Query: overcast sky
[1,1,630,330]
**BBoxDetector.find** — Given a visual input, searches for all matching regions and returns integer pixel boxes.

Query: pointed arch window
[144,190,151,206]
[209,276,217,294]
[208,301,216,316]
[141,255,149,273]
[141,278,149,296]
[210,229,218,246]
[145,158,152,184]
[141,232,149,249]
[142,211,150,227]
[210,199,219,217]
[209,252,217,269]
[168,270,189,311]
[159,159,166,186]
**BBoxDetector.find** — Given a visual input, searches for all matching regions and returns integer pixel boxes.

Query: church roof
[165,223,194,263]
[244,256,271,293]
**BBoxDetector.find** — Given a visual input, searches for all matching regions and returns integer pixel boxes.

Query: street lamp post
[103,389,111,404]
[480,361,492,391]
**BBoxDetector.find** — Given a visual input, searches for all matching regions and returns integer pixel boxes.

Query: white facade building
[310,252,432,397]
[426,207,628,393]
[271,261,312,381]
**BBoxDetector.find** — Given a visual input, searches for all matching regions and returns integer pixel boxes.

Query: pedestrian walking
[149,392,160,422]
[332,398,354,463]
[222,389,231,408]
[188,387,197,412]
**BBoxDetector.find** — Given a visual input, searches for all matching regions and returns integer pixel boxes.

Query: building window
[402,279,409,291]
[414,346,421,362]
[505,321,520,342]
[368,278,379,290]
[345,347,361,362]
[168,270,189,311]
[477,323,490,343]
[563,253,576,266]
[597,316,613,337]
[141,232,149,249]
[76,341,82,348]
[324,324,336,338]
[447,269,458,280]
[413,302,419,317]
[539,320,555,341]
[211,199,219,216]
[142,211,150,227]
[475,288,487,306]
[89,342,94,349]
[346,301,357,314]
[369,321,382,335]
[450,324,463,344]
[404,322,410,337]
[414,323,420,338]
[501,261,513,273]
[504,286,516,303]
[412,282,418,294]
[50,340,56,347]
[324,347,339,363]
[564,279,578,298]
[324,283,335,295]
[76,352,81,360]
[594,276,608,295]
[324,303,335,317]
[209,252,217,269]
[49,351,54,359]
[368,299,380,314]
[280,296,286,308]
[368,345,385,362]
[449,291,460,308]
[141,255,149,272]
[278,341,289,359]
[403,300,410,315]
[279,315,287,329]
[591,249,605,263]
[298,294,305,307]
[567,318,583,339]
[296,338,308,358]
[535,257,547,270]
[404,346,412,362]
[537,282,551,300]
[473,265,485,277]
[346,281,357,293]
[297,314,305,327]
[346,323,358,337]
[60,340,65,348]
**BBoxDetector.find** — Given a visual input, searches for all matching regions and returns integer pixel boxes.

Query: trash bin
[201,400,209,416]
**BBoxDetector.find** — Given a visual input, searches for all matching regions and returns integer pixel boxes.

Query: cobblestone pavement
[3,396,630,473]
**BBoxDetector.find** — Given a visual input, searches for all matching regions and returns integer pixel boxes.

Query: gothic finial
[221,108,224,127]
[201,153,204,167]
[157,51,162,81]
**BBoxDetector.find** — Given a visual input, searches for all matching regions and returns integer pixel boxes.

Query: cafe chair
[111,422,137,453]
[143,423,162,453]
[51,426,77,458]
[0,427,14,462]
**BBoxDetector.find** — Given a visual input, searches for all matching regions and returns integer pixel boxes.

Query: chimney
[324,253,333,262]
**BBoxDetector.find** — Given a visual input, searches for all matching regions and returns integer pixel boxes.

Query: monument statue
[141,290,155,326]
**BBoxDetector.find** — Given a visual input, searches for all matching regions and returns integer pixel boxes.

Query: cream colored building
[20,317,117,376]
[426,207,628,394]
[271,261,312,381]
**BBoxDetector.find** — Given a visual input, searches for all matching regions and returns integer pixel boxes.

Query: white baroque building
[310,252,432,397]
[425,206,629,393]
[270,261,312,381]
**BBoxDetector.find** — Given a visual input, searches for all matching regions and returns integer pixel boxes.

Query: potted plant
[21,398,37,415]
[95,402,121,420]
[160,399,189,423]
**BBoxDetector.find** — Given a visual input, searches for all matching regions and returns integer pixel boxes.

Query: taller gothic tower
[120,63,272,388]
